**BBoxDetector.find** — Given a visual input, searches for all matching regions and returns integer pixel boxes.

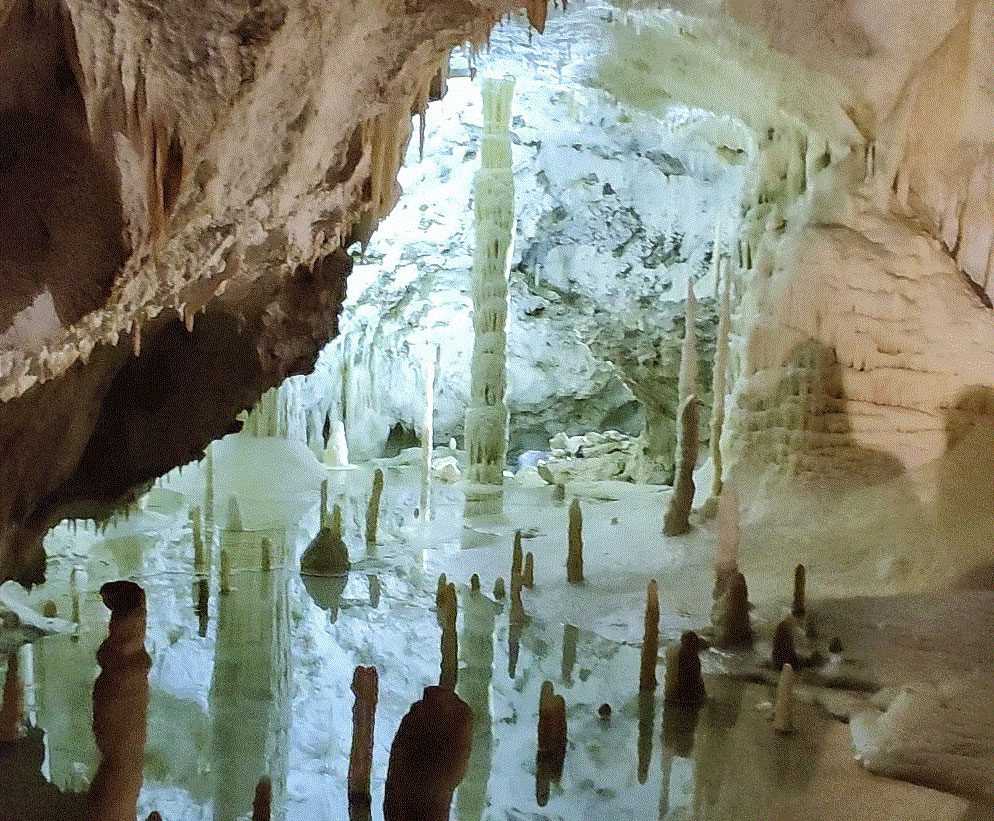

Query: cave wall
[0,0,534,578]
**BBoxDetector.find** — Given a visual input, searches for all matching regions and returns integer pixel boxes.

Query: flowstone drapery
[465,77,516,502]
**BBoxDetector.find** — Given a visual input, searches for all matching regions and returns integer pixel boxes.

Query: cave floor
[0,436,990,820]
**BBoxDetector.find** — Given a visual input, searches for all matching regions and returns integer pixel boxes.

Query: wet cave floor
[0,437,990,820]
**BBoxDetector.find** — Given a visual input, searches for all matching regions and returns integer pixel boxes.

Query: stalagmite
[511,530,523,584]
[792,564,806,618]
[252,778,272,821]
[42,600,58,618]
[191,506,207,574]
[663,395,699,537]
[712,571,752,648]
[567,497,584,583]
[561,624,578,685]
[365,469,384,547]
[436,573,448,612]
[535,680,567,806]
[260,537,272,572]
[523,553,534,589]
[470,573,481,593]
[324,419,351,467]
[227,496,244,532]
[712,486,740,598]
[0,652,24,742]
[639,580,660,690]
[772,663,796,734]
[301,505,350,577]
[465,76,515,495]
[86,581,151,821]
[194,578,209,637]
[383,687,473,821]
[676,280,698,411]
[320,479,329,529]
[492,576,505,600]
[439,583,458,690]
[348,666,379,807]
[706,259,732,511]
[664,631,705,705]
[220,549,233,594]
[70,566,81,627]
[772,618,800,670]
[420,346,438,520]
[637,689,655,784]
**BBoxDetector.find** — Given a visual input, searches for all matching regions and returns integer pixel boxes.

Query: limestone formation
[260,537,273,572]
[465,77,515,489]
[663,394,700,537]
[220,549,233,595]
[227,496,244,532]
[301,506,350,577]
[523,552,535,589]
[511,531,524,586]
[324,419,351,468]
[191,506,207,574]
[639,580,660,691]
[348,666,379,806]
[711,571,752,648]
[664,631,706,706]
[366,469,384,547]
[436,573,449,613]
[383,686,473,821]
[252,778,272,821]
[42,600,57,618]
[87,581,151,821]
[772,618,800,670]
[637,689,655,784]
[439,582,459,690]
[676,280,699,410]
[420,346,438,519]
[492,576,506,600]
[706,258,732,509]
[772,663,796,734]
[567,498,584,583]
[536,680,567,805]
[320,479,329,529]
[470,573,481,593]
[792,563,806,618]
[712,485,740,599]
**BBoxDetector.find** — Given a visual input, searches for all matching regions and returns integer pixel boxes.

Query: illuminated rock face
[0,0,533,578]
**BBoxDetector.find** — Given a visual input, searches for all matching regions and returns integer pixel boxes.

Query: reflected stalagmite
[383,686,473,821]
[86,581,150,821]
[348,666,378,809]
[712,571,752,648]
[366,468,384,547]
[194,577,209,637]
[637,689,655,784]
[792,563,806,618]
[772,618,800,670]
[0,652,24,742]
[567,498,584,583]
[639,579,660,691]
[523,552,534,589]
[535,680,567,806]
[561,623,578,685]
[252,777,272,821]
[772,663,796,734]
[508,576,526,678]
[664,631,705,706]
[438,582,458,690]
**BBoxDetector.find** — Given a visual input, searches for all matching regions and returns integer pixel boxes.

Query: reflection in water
[561,623,578,686]
[87,581,151,821]
[383,686,473,821]
[211,529,291,821]
[637,690,655,784]
[456,588,496,821]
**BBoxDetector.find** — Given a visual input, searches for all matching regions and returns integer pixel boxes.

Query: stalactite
[639,580,660,691]
[663,395,699,537]
[526,0,548,33]
[465,77,515,490]
[566,498,584,583]
[348,666,378,807]
[366,468,384,547]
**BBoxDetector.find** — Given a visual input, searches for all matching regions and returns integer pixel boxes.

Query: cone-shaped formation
[260,537,272,572]
[465,77,515,488]
[772,618,800,670]
[220,549,233,594]
[712,571,753,648]
[707,257,732,504]
[383,686,473,821]
[792,564,806,618]
[492,576,506,600]
[511,531,523,584]
[523,553,535,589]
[87,581,151,821]
[677,280,698,408]
[0,652,23,742]
[252,777,272,821]
[348,666,379,805]
[664,631,706,706]
[301,505,350,577]
[366,469,384,547]
[772,663,796,734]
[663,395,699,537]
[713,485,740,599]
[227,496,244,531]
[535,680,567,807]
[639,580,660,691]
[439,583,458,690]
[320,480,329,529]
[567,498,584,583]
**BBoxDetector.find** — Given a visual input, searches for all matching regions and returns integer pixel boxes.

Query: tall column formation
[420,345,438,519]
[465,77,516,490]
